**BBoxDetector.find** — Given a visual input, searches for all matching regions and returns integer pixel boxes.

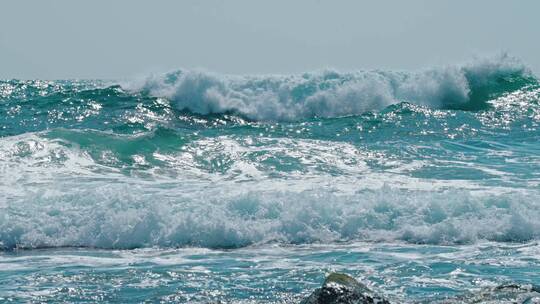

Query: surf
[128,54,536,120]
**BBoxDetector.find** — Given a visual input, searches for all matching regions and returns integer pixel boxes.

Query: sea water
[1,55,540,302]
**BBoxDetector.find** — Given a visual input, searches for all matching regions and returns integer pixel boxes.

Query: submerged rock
[300,273,390,304]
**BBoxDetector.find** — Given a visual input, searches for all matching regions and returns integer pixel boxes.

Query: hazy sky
[1,0,539,79]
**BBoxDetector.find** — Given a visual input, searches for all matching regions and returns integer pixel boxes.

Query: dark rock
[424,283,540,304]
[301,273,540,303]
[300,273,391,304]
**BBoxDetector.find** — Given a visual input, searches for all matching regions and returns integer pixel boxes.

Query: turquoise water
[1,56,540,302]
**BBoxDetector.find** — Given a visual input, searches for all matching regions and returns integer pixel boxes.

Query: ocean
[1,55,540,303]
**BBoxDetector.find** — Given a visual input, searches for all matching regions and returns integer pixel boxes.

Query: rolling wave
[0,55,538,138]
[129,54,535,120]
[1,55,540,251]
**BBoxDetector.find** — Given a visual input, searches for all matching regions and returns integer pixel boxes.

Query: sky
[1,0,539,79]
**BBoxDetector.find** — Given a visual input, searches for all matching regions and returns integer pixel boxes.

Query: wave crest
[127,55,534,121]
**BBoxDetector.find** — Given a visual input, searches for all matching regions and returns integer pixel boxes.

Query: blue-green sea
[1,56,540,303]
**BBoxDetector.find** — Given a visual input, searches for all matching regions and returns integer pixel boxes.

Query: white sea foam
[1,115,538,250]
[1,178,539,250]
[126,54,529,121]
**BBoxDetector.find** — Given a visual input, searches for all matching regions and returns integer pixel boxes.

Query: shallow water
[2,242,540,303]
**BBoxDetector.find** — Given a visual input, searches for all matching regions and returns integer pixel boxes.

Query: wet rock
[301,272,390,304]
[426,283,540,304]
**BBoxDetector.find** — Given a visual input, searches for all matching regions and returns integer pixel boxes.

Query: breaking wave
[128,54,535,121]
[1,184,539,250]
[1,55,540,251]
